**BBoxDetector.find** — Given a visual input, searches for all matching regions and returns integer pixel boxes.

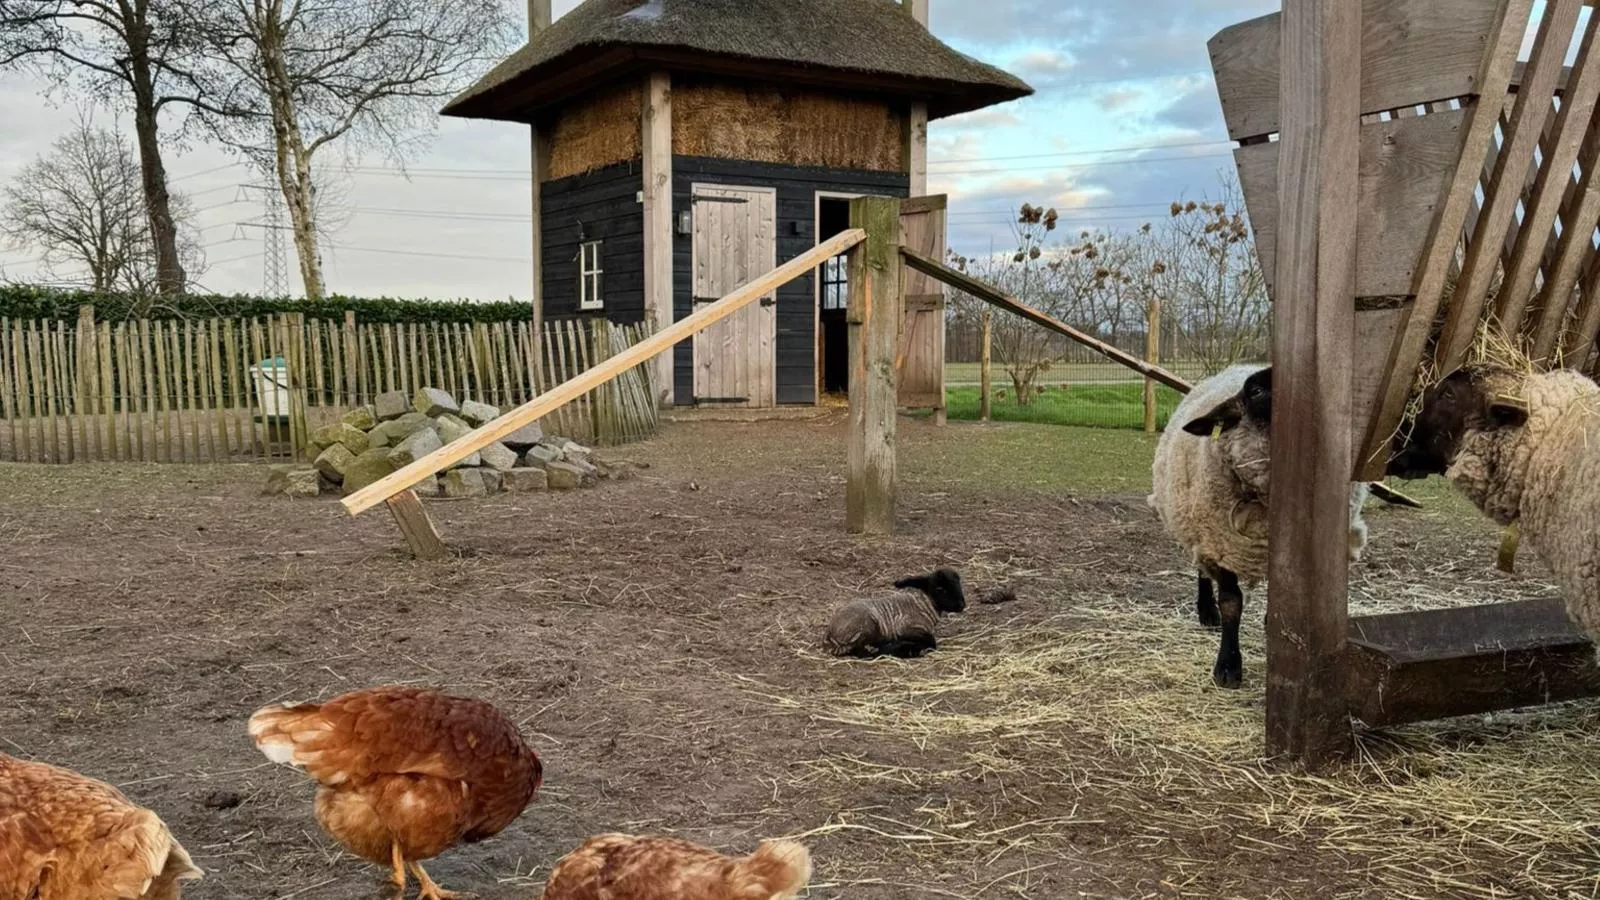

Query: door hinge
[760,296,776,306]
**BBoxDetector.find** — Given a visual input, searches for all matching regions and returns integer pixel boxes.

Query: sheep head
[1181,366,1272,438]
[1387,363,1529,480]
[894,569,967,614]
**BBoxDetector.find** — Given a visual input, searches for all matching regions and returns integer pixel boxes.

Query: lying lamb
[1149,365,1370,687]
[1388,363,1600,646]
[824,569,966,659]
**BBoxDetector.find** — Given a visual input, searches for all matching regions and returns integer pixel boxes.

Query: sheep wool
[1447,369,1600,639]
[825,591,939,656]
[1148,364,1369,585]
[1149,365,1272,583]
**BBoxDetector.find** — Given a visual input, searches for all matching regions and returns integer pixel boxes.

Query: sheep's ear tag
[1210,422,1222,441]
[1496,522,1520,574]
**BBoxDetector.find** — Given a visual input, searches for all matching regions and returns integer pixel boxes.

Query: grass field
[943,382,1187,429]
[944,359,1216,386]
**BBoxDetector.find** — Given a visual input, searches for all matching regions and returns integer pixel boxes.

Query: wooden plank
[342,310,358,406]
[846,196,900,536]
[1264,0,1360,767]
[133,322,150,461]
[309,319,326,408]
[643,70,675,406]
[248,319,267,458]
[385,323,400,396]
[343,227,867,515]
[979,308,992,421]
[1346,599,1600,727]
[224,319,243,456]
[900,247,1193,392]
[1360,0,1537,482]
[0,318,14,462]
[1437,0,1584,370]
[907,102,928,197]
[9,321,28,462]
[74,306,93,461]
[1144,298,1160,434]
[897,194,948,413]
[31,322,55,462]
[386,489,450,561]
[1235,110,1466,299]
[1531,136,1600,361]
[183,321,201,460]
[97,321,114,461]
[287,314,310,461]
[1208,0,1505,141]
[1497,18,1600,337]
[209,320,229,459]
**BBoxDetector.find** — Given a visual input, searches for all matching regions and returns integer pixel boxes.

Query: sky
[0,0,1281,300]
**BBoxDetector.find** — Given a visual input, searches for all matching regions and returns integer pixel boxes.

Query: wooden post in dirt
[387,489,449,561]
[642,71,675,406]
[342,310,358,407]
[979,308,993,422]
[528,0,553,392]
[1265,0,1360,768]
[75,305,96,461]
[847,196,901,536]
[1143,297,1161,434]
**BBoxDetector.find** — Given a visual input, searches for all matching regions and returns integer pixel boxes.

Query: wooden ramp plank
[1347,599,1600,727]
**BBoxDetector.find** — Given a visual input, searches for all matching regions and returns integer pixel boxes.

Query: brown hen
[540,833,811,900]
[0,752,202,899]
[249,686,542,899]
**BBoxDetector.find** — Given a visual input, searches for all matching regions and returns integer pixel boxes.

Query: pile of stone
[264,387,635,499]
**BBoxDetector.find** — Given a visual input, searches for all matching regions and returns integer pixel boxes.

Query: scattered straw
[748,588,1600,898]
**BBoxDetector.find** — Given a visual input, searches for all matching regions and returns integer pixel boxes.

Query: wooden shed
[441,0,1031,409]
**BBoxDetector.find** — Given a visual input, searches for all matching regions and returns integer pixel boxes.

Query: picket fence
[0,307,659,464]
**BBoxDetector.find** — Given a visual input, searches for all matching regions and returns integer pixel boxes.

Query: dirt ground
[0,414,1559,899]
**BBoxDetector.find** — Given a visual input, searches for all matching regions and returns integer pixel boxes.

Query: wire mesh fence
[944,321,1268,430]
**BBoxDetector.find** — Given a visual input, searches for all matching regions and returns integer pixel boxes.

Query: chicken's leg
[390,842,409,895]
[409,861,473,900]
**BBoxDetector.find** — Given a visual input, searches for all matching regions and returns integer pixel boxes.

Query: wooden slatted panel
[1208,0,1505,141]
[1237,110,1465,299]
[897,194,948,410]
[1436,0,1586,369]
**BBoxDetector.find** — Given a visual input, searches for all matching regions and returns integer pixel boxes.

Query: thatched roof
[442,0,1032,122]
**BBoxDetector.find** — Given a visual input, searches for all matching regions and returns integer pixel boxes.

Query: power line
[930,139,1232,166]
[328,242,531,264]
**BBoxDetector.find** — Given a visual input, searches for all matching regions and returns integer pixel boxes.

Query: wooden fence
[0,307,658,464]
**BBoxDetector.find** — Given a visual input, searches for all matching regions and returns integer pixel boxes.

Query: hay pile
[751,577,1600,898]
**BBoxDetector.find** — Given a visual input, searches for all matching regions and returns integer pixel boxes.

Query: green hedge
[0,285,533,324]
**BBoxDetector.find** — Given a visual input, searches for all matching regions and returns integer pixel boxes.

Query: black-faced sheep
[1149,364,1370,687]
[1388,362,1600,648]
[824,569,967,659]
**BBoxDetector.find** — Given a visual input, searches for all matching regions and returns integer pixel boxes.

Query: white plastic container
[250,357,290,419]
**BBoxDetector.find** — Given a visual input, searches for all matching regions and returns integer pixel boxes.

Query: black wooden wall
[540,161,645,324]
[670,157,908,406]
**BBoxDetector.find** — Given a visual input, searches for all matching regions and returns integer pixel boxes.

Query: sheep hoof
[1212,659,1243,689]
[1197,607,1223,629]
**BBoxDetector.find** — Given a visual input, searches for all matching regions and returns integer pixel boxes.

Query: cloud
[1009,49,1077,80]
[1096,89,1144,113]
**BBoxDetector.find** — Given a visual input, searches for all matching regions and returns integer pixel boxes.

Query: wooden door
[691,184,777,407]
[898,194,947,410]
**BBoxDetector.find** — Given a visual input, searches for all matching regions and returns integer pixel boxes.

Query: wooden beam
[1265,0,1360,768]
[847,197,901,536]
[386,489,449,561]
[343,228,868,516]
[900,247,1193,392]
[1358,0,1536,482]
[528,0,552,387]
[901,0,928,26]
[642,71,674,406]
[907,103,928,197]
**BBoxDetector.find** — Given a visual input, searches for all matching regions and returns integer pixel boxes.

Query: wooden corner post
[1266,0,1360,768]
[642,71,675,406]
[847,197,902,536]
[528,0,553,391]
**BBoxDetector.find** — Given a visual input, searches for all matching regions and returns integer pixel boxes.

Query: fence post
[1143,297,1161,433]
[342,310,358,407]
[979,307,992,422]
[846,196,901,535]
[75,305,96,461]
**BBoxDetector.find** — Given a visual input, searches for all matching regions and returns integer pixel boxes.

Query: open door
[691,184,778,407]
[898,194,947,413]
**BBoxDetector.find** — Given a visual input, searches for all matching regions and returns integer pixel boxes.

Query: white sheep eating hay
[1388,363,1600,649]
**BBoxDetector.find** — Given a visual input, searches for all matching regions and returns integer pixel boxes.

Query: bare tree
[1,117,206,308]
[178,0,517,298]
[0,0,218,295]
[1159,173,1268,373]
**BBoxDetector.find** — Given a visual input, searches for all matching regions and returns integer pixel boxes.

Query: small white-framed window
[578,240,604,310]
[821,253,848,310]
